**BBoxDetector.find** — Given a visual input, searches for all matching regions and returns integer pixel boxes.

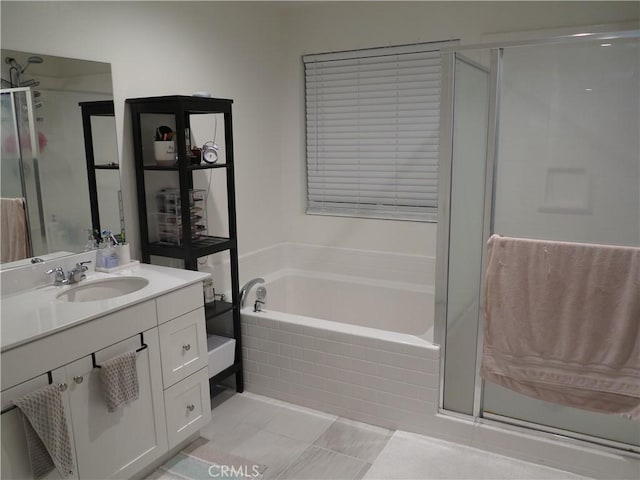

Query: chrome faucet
[239,277,265,309]
[254,285,267,312]
[45,266,68,285]
[45,261,91,286]
[68,261,91,284]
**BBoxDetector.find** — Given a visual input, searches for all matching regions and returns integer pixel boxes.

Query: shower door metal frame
[434,51,453,411]
[435,24,640,453]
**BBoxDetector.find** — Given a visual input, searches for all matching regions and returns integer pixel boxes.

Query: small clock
[201,141,219,164]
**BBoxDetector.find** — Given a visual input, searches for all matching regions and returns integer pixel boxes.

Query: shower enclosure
[436,26,639,451]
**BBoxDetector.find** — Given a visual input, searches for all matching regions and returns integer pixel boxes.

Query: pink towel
[481,234,640,419]
[1,197,31,262]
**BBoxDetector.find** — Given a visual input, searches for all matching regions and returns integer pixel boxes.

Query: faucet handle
[254,299,265,313]
[45,266,66,285]
[76,260,92,271]
[45,266,64,276]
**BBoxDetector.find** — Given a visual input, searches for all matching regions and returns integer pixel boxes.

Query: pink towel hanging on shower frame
[481,234,640,420]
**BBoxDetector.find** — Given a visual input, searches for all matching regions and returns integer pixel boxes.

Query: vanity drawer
[164,367,211,449]
[158,308,207,387]
[156,283,203,324]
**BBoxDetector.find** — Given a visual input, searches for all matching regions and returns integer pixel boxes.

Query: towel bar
[1,371,55,415]
[2,333,148,414]
[92,332,148,369]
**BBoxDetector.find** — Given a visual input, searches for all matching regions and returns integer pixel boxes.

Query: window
[304,42,447,222]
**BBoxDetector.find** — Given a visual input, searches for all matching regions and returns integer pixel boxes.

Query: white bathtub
[241,270,440,432]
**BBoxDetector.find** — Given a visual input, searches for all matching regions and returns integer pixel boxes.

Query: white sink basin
[56,277,149,302]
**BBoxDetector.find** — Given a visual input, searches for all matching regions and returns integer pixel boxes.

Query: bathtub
[241,269,440,432]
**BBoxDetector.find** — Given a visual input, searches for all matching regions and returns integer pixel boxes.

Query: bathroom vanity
[0,258,211,479]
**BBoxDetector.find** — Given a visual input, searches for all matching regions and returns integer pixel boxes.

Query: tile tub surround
[242,310,440,433]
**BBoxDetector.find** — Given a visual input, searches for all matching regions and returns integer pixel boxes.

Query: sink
[56,277,149,302]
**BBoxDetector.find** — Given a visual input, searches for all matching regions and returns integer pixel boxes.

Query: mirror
[0,50,122,268]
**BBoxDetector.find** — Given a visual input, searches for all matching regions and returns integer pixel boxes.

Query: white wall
[2,1,638,263]
[494,40,640,246]
[1,1,287,258]
[279,1,640,257]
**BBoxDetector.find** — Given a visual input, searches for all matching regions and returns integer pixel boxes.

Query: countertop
[1,264,209,352]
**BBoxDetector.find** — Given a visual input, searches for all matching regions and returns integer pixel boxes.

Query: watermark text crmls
[208,464,261,478]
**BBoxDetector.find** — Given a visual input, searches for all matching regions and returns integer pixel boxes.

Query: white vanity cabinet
[1,276,212,480]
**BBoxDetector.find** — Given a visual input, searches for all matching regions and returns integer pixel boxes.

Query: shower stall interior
[436,27,639,451]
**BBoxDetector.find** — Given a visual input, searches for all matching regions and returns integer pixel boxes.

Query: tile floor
[158,389,591,480]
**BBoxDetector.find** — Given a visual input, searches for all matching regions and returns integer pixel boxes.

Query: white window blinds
[304,43,442,222]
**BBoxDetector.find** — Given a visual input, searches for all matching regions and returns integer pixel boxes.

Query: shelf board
[94,163,120,170]
[188,163,230,171]
[147,235,234,259]
[204,300,234,319]
[143,163,229,171]
[209,362,241,385]
[126,95,233,115]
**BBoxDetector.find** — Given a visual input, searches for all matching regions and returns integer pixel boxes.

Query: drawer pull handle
[182,344,191,352]
[73,376,84,384]
[59,383,68,392]
[186,404,195,413]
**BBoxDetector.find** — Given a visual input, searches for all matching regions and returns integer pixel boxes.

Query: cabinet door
[66,330,168,479]
[158,307,208,387]
[1,370,78,480]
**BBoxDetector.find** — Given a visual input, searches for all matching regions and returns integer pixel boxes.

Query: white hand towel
[13,383,74,479]
[100,350,140,412]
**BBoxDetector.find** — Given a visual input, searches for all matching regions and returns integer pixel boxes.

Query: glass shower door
[441,55,490,415]
[484,38,640,447]
[1,87,47,255]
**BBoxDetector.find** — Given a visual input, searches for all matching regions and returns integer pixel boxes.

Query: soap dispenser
[102,230,120,269]
[96,238,107,268]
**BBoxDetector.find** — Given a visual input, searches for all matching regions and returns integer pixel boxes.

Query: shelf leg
[235,369,244,393]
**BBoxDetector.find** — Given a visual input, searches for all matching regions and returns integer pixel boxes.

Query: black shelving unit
[126,95,243,393]
[80,100,120,238]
